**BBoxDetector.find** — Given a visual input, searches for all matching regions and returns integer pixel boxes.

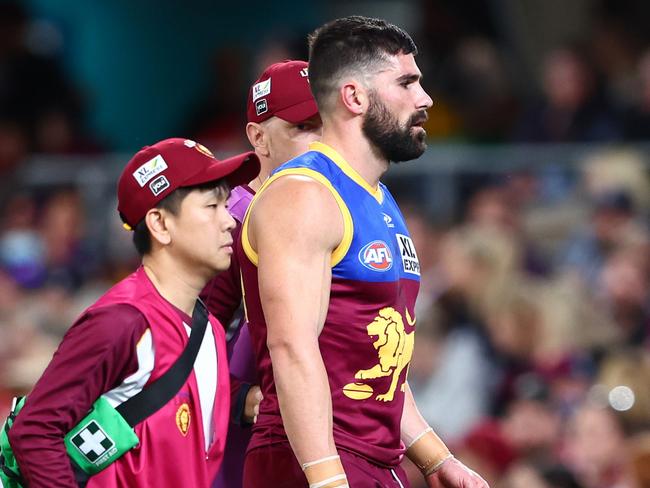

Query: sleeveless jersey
[239,141,420,467]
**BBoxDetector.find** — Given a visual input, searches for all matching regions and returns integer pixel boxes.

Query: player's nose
[416,85,433,111]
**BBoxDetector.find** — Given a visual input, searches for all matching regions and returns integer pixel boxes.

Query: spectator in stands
[0,2,100,155]
[623,49,650,140]
[599,246,650,346]
[514,45,622,142]
[562,404,632,488]
[560,189,643,290]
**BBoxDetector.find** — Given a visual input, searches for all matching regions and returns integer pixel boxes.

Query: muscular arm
[250,175,343,468]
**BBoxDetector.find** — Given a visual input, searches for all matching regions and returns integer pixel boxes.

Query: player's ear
[246,122,270,158]
[145,207,172,246]
[340,79,367,116]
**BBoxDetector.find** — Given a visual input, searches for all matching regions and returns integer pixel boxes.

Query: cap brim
[275,99,319,123]
[183,151,260,189]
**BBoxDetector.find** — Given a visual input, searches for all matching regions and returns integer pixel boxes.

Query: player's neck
[248,157,274,191]
[141,254,206,317]
[320,123,389,189]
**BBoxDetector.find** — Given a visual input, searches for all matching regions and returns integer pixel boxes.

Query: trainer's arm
[9,304,147,488]
[401,383,489,488]
[250,175,347,486]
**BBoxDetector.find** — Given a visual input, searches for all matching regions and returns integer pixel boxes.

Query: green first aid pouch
[0,396,138,486]
[64,396,139,474]
[1,397,23,488]
[0,299,209,486]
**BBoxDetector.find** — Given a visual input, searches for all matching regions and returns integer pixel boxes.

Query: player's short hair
[132,180,229,255]
[308,16,417,112]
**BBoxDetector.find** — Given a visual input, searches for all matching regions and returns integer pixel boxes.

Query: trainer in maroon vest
[9,138,260,487]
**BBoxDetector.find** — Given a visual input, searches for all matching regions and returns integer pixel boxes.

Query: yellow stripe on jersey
[241,168,354,268]
[240,269,248,323]
[309,141,384,204]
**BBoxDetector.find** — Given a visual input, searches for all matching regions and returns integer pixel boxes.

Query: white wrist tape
[302,454,341,470]
[424,453,454,476]
[309,474,348,488]
[407,426,433,450]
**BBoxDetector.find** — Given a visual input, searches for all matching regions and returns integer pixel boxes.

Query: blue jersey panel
[274,150,421,283]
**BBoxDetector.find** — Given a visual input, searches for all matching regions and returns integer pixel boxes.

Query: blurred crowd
[401,148,650,487]
[1,1,650,487]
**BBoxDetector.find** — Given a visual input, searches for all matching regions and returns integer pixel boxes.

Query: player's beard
[362,91,428,163]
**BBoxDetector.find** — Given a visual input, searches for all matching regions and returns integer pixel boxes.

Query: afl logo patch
[176,403,190,436]
[359,240,393,272]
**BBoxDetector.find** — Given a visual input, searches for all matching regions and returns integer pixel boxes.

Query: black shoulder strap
[116,299,209,427]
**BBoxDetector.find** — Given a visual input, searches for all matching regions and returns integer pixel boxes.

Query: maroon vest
[86,267,230,487]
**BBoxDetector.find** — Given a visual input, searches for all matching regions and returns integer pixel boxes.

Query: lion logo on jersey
[351,307,415,402]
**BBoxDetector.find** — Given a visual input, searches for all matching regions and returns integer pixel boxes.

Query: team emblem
[358,240,393,272]
[176,403,191,436]
[344,307,416,402]
[194,142,214,158]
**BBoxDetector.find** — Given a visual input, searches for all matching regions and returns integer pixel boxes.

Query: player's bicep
[252,176,342,342]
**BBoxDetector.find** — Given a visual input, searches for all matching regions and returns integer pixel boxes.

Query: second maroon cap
[246,60,319,124]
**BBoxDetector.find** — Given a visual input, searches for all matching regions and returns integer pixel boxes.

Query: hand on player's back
[244,385,263,424]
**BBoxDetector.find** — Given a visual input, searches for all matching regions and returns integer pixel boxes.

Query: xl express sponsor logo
[358,240,393,272]
[132,155,168,187]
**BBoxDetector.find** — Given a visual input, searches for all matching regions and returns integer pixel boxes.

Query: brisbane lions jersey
[239,141,420,467]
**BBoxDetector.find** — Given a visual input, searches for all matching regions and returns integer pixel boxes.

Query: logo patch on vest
[176,403,191,436]
[70,420,116,464]
[358,240,393,272]
[396,234,420,275]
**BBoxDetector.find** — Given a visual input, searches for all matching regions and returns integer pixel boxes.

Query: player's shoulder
[259,170,333,205]
[276,149,325,172]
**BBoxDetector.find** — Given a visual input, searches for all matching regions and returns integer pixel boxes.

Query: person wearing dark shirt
[514,46,622,143]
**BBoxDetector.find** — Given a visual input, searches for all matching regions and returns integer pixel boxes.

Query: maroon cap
[117,138,260,229]
[247,60,319,124]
